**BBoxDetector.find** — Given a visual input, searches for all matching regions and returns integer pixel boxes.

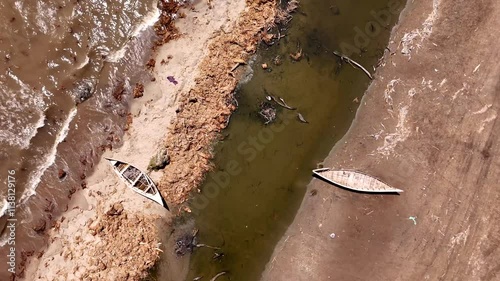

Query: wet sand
[262,0,500,280]
[20,0,279,280]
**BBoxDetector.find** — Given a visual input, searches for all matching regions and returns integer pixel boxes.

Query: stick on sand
[333,51,374,80]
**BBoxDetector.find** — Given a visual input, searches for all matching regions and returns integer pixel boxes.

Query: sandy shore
[20,0,280,280]
[262,0,500,280]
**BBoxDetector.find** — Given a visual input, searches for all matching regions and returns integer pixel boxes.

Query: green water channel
[185,0,405,280]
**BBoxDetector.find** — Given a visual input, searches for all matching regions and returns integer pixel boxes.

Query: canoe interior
[134,175,154,194]
[115,162,128,173]
[107,158,165,205]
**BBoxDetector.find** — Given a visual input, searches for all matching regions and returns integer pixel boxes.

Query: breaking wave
[20,107,78,204]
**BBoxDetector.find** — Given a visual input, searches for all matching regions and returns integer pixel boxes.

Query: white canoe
[312,168,403,193]
[106,158,168,209]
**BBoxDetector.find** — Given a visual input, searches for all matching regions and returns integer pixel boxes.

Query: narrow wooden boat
[106,158,168,209]
[312,168,403,193]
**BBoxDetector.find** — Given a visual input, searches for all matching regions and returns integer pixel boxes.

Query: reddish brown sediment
[26,202,160,281]
[132,83,144,99]
[153,0,181,47]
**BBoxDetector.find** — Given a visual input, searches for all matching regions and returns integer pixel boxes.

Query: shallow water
[184,0,404,280]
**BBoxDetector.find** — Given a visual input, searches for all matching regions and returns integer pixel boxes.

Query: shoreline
[20,0,280,280]
[262,0,500,280]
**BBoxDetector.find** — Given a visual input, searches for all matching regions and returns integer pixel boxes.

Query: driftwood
[290,41,302,61]
[230,58,247,72]
[333,51,373,80]
[196,243,221,250]
[297,113,308,123]
[210,272,227,281]
[213,251,224,261]
[266,95,296,110]
[279,97,296,109]
[290,48,302,61]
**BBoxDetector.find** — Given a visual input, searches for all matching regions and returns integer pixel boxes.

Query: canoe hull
[312,168,403,193]
[106,158,168,209]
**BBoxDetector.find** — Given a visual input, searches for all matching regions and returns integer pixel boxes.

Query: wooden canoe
[106,158,168,209]
[312,168,403,193]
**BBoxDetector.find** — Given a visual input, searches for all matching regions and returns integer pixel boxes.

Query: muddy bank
[20,0,282,280]
[262,0,500,280]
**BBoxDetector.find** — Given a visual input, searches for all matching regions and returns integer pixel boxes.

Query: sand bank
[20,0,281,280]
[262,0,500,280]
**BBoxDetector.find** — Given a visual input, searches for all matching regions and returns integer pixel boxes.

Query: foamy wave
[0,198,10,247]
[20,107,78,204]
[0,198,8,219]
[0,72,47,149]
[35,1,57,35]
[0,112,45,149]
[131,5,160,37]
[0,234,8,247]
[106,47,128,63]
[106,6,159,63]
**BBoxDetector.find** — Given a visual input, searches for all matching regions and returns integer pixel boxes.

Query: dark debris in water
[259,101,276,124]
[297,112,308,123]
[75,79,95,104]
[174,230,198,256]
[213,251,225,262]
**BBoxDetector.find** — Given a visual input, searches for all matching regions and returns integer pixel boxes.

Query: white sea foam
[35,1,57,35]
[106,6,159,63]
[131,5,160,37]
[0,198,8,219]
[0,73,46,149]
[20,107,78,204]
[106,47,128,63]
[0,234,8,247]
[0,112,45,149]
[0,198,10,247]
